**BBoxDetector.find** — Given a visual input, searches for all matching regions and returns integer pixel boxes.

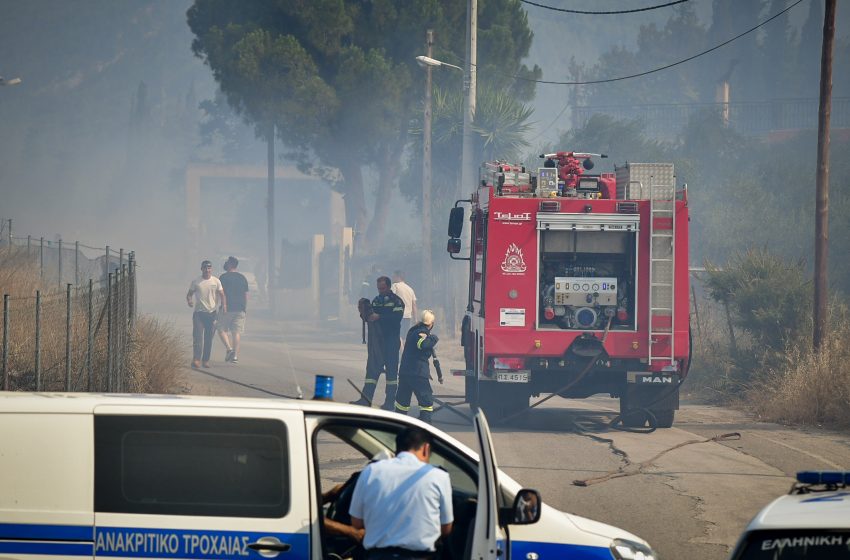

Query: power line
[520,0,803,85]
[526,0,804,140]
[520,0,692,15]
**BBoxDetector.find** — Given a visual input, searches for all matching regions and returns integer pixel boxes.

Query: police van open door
[472,411,541,560]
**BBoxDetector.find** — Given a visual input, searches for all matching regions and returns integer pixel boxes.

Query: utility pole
[813,0,836,350]
[422,29,434,303]
[460,0,477,200]
[268,123,277,316]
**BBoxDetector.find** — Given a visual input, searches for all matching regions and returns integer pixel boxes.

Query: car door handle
[247,537,292,556]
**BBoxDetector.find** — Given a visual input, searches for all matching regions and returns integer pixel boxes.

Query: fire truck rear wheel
[478,382,528,423]
[652,409,675,428]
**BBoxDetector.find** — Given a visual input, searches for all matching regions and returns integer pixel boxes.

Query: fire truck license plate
[496,371,529,383]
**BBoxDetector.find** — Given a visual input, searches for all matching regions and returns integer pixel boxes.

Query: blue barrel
[313,375,334,400]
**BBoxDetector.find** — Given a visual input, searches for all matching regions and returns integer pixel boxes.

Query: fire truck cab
[447,152,690,428]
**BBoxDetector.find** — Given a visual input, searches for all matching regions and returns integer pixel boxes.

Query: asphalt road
[169,312,850,560]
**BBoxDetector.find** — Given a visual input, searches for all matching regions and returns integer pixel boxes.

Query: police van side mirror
[448,207,465,238]
[447,238,462,254]
[501,488,541,526]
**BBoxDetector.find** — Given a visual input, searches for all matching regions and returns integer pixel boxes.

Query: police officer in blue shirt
[349,427,453,560]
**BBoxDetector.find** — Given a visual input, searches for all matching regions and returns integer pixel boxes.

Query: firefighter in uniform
[394,310,439,424]
[352,276,404,410]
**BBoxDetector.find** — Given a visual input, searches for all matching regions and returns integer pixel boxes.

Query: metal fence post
[39,237,44,280]
[2,294,8,390]
[75,241,80,287]
[35,291,41,391]
[107,272,113,392]
[105,245,110,280]
[27,235,31,257]
[65,283,72,391]
[128,252,136,329]
[119,248,124,271]
[116,266,124,392]
[58,238,63,286]
[87,279,93,391]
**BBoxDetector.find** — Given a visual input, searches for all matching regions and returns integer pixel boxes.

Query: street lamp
[415,52,466,304]
[415,56,462,72]
[0,77,22,86]
[417,32,435,304]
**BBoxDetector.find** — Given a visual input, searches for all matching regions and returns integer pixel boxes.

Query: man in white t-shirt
[186,260,225,369]
[391,270,417,338]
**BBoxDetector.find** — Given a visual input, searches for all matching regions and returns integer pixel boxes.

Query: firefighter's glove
[434,360,444,384]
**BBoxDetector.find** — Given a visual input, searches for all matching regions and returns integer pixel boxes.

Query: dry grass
[124,315,186,393]
[1,247,185,393]
[748,317,850,428]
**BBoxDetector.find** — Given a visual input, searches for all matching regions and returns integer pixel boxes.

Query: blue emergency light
[313,375,334,400]
[797,471,850,485]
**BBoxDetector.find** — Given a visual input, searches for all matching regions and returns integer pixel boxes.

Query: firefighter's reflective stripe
[417,337,426,349]
[419,405,434,412]
[386,379,398,386]
[364,379,377,385]
[394,402,410,412]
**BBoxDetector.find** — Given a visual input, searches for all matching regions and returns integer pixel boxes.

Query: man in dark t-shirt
[217,256,250,363]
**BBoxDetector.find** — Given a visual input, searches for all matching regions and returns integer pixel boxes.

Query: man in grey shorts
[217,256,249,363]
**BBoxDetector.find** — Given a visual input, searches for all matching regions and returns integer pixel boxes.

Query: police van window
[95,416,289,518]
[734,530,850,560]
[315,423,476,495]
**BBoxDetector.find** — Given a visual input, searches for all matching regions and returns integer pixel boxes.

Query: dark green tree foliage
[571,5,708,106]
[704,250,810,372]
[797,0,825,96]
[762,0,798,97]
[187,0,538,250]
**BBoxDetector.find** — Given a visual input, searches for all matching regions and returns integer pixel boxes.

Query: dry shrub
[748,306,850,427]
[685,295,746,401]
[125,315,186,393]
[0,249,44,296]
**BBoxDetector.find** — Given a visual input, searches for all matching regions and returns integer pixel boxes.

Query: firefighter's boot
[380,383,397,411]
[349,380,377,407]
[418,407,434,424]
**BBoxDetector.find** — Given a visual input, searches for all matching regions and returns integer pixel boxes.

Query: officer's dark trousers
[363,336,399,407]
[394,375,434,423]
[367,547,433,560]
[192,311,216,362]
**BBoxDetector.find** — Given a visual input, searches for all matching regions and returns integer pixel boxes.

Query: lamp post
[419,31,435,302]
[415,53,462,306]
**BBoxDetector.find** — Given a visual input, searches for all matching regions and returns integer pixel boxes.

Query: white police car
[0,384,656,560]
[729,471,850,559]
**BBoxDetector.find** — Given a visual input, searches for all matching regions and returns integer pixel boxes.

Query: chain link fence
[0,220,137,392]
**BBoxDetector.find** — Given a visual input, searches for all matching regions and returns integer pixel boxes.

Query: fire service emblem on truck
[501,243,527,275]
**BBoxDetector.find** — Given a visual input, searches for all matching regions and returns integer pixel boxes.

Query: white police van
[0,391,656,560]
[729,471,850,559]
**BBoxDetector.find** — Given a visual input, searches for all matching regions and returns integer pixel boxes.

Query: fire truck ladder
[648,175,676,368]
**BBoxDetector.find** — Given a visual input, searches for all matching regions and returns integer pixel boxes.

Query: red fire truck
[447,152,690,428]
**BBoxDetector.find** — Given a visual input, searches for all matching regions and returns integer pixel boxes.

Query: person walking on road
[391,270,417,338]
[349,427,453,560]
[351,276,404,410]
[186,260,225,369]
[395,310,439,424]
[217,256,249,363]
